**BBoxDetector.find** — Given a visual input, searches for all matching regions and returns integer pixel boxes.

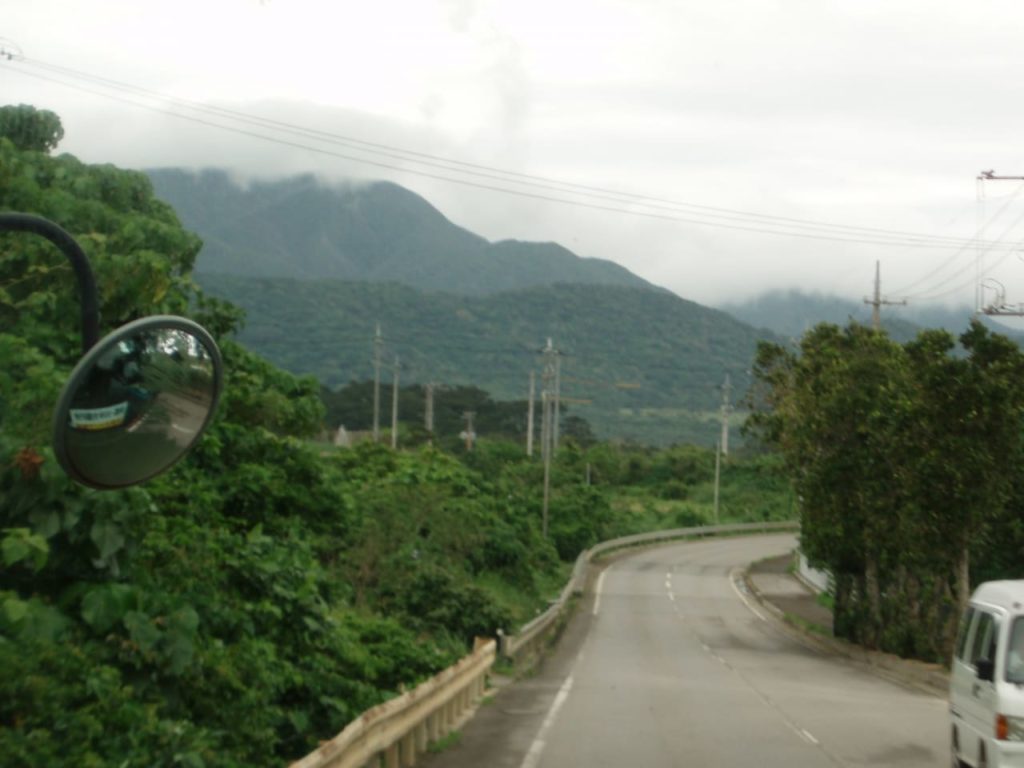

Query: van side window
[1007,618,1024,684]
[970,611,997,665]
[956,608,975,661]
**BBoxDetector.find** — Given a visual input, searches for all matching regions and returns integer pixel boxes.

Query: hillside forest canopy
[0,104,791,767]
[8,102,1024,767]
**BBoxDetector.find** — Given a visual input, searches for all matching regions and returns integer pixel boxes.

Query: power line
[907,210,1024,301]
[5,55,1022,252]
[889,183,1024,296]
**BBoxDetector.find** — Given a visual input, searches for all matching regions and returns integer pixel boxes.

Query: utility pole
[526,371,536,457]
[863,261,905,330]
[719,373,732,458]
[390,357,399,449]
[372,323,382,443]
[713,441,721,525]
[540,338,558,538]
[424,383,435,443]
[462,411,476,452]
[977,171,1024,317]
[541,390,551,538]
[552,353,562,455]
[541,338,557,457]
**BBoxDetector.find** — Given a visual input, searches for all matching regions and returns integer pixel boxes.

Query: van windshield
[1007,618,1024,684]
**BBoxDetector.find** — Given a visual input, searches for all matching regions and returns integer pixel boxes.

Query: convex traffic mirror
[52,316,223,489]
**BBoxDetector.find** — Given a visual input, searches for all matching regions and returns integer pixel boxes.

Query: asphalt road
[423,534,948,768]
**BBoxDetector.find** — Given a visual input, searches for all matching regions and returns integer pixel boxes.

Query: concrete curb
[742,567,950,699]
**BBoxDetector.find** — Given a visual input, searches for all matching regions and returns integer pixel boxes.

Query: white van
[951,581,1024,767]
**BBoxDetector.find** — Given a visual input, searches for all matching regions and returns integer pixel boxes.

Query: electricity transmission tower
[863,261,906,330]
[977,171,1024,317]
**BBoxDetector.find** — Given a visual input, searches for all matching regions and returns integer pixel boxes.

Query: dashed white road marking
[801,729,819,745]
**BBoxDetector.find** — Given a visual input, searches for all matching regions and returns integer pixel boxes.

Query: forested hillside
[1,105,792,766]
[196,272,774,445]
[147,168,654,295]
[0,107,565,765]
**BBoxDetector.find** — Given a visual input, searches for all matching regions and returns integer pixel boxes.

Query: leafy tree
[748,320,1024,661]
[0,104,64,153]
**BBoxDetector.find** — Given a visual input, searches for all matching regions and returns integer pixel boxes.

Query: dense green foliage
[0,105,64,153]
[748,321,1024,662]
[0,119,570,766]
[1,109,795,766]
[322,381,534,445]
[147,169,650,295]
[194,272,772,446]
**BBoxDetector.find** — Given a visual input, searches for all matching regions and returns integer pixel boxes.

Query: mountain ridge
[195,272,778,445]
[147,168,659,295]
[719,288,1024,344]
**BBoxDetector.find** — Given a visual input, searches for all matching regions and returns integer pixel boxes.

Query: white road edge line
[593,570,607,616]
[520,675,575,768]
[801,729,819,745]
[729,568,766,622]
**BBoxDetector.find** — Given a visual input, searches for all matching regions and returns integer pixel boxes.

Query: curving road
[424,534,948,768]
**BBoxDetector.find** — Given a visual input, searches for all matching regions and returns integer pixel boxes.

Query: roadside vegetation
[749,321,1024,663]
[0,106,791,766]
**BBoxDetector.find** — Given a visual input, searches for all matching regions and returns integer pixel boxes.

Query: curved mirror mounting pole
[0,212,101,353]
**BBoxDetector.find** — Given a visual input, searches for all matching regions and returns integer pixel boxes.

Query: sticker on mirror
[69,402,129,430]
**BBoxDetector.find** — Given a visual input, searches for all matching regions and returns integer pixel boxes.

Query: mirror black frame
[0,212,100,352]
[52,315,224,489]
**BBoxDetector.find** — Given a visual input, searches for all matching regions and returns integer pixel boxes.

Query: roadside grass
[607,458,794,536]
[785,612,832,638]
[428,730,462,754]
[475,562,572,631]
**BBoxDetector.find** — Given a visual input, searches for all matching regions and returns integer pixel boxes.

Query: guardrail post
[400,732,416,767]
[384,743,399,768]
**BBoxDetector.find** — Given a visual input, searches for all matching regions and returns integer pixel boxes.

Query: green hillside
[147,169,655,295]
[195,273,778,445]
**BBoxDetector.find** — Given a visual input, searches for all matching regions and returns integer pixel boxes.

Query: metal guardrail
[289,638,495,768]
[289,521,798,767]
[499,520,799,665]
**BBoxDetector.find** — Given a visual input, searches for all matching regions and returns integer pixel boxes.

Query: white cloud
[6,0,1024,307]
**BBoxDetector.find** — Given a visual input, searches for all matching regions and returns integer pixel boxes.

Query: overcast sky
[6,0,1024,311]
